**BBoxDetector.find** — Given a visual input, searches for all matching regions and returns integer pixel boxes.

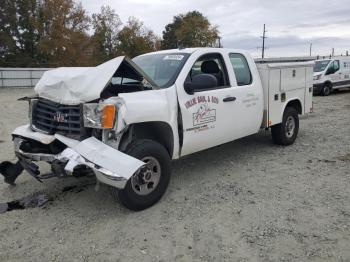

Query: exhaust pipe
[0,161,24,185]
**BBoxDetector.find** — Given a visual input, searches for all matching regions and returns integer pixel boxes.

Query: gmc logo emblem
[53,112,67,123]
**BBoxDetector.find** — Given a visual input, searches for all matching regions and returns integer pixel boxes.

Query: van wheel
[321,83,331,96]
[113,139,171,211]
[271,107,299,146]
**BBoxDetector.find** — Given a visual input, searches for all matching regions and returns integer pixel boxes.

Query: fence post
[0,70,3,88]
[30,70,33,88]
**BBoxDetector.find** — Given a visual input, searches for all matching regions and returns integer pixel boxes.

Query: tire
[321,83,332,96]
[113,139,171,211]
[271,107,299,146]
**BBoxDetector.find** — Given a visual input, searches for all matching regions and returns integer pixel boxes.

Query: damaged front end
[0,56,153,188]
[5,125,144,189]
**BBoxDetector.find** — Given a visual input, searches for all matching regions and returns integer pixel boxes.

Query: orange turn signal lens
[101,105,116,128]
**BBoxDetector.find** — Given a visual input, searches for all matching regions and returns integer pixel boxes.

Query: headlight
[313,74,322,80]
[83,103,116,129]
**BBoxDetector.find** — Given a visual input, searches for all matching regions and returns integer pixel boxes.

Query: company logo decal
[184,95,219,133]
[193,104,216,126]
[185,95,218,109]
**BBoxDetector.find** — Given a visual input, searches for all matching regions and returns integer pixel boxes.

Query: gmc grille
[31,99,82,139]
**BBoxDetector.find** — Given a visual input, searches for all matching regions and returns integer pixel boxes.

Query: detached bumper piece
[16,155,41,182]
[0,161,24,185]
[2,125,145,189]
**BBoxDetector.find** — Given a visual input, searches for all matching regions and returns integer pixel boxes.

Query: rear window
[229,53,252,86]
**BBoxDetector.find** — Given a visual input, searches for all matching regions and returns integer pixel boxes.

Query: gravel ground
[0,88,349,262]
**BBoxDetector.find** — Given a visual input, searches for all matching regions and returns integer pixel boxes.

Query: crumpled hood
[35,56,125,105]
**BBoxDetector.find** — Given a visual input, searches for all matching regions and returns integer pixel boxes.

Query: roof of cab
[136,47,251,57]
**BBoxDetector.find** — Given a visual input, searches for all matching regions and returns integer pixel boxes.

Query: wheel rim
[131,156,161,196]
[285,116,295,138]
[324,86,330,95]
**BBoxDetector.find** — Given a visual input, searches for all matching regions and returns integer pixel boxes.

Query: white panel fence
[0,68,51,88]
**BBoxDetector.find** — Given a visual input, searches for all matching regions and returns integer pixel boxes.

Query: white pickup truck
[0,48,313,210]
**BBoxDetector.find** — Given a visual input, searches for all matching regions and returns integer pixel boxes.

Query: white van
[313,57,350,96]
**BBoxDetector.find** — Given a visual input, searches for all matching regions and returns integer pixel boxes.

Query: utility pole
[309,43,312,56]
[217,36,222,48]
[332,48,334,57]
[260,24,267,59]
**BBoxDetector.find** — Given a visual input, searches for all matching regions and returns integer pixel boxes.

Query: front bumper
[12,125,144,189]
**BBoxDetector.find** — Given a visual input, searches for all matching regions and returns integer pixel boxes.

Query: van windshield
[314,60,330,72]
[133,53,190,88]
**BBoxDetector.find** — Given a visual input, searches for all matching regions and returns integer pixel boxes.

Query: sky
[80,0,350,58]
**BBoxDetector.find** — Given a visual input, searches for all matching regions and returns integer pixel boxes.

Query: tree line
[0,0,220,67]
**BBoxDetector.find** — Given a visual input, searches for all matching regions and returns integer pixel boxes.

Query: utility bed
[256,62,314,128]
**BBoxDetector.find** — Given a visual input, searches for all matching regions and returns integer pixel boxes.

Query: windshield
[314,60,331,72]
[133,53,190,88]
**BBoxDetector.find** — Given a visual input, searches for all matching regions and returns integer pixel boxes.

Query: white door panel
[281,68,305,91]
[304,67,313,113]
[176,50,263,157]
[179,88,239,156]
[179,85,262,156]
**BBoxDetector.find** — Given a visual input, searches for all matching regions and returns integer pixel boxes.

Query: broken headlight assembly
[83,104,116,129]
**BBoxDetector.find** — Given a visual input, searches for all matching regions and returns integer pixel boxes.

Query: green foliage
[117,17,160,58]
[0,0,92,67]
[91,6,121,64]
[0,0,44,66]
[38,0,93,66]
[161,11,219,49]
[0,2,219,67]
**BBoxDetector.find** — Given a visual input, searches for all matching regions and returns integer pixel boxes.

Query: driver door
[177,52,244,156]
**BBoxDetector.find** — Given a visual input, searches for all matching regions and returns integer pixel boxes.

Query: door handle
[223,96,236,102]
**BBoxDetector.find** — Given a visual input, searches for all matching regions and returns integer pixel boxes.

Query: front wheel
[271,107,299,146]
[113,139,171,211]
[321,83,332,96]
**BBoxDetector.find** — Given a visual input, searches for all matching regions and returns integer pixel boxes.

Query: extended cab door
[176,50,263,156]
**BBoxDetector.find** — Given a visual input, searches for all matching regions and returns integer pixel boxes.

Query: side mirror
[184,74,218,95]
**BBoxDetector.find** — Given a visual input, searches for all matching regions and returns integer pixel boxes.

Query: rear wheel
[113,139,171,211]
[271,107,299,146]
[321,83,332,96]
